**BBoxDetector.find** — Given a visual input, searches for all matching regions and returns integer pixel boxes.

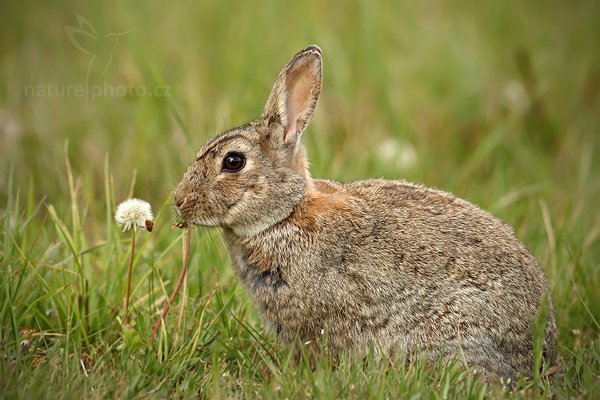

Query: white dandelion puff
[115,198,153,232]
[115,198,153,322]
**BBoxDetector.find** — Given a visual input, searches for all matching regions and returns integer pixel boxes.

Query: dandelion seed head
[115,198,153,231]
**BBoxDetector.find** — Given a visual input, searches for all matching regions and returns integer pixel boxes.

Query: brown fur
[173,45,557,379]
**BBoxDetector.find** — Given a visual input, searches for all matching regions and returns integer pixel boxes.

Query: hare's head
[174,46,323,237]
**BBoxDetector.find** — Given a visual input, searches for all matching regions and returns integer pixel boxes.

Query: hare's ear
[262,45,322,144]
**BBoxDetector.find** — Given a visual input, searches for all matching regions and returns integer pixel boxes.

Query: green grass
[1,0,600,398]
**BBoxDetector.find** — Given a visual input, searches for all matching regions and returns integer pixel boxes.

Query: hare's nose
[173,193,186,209]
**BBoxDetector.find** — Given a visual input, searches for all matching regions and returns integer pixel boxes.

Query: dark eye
[222,152,246,172]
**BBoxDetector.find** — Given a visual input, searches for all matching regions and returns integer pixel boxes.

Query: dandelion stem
[124,228,136,322]
[151,226,191,345]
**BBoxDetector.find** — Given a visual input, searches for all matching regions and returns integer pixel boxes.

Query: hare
[173,45,557,379]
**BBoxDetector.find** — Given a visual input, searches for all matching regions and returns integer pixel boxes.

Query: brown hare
[173,45,557,379]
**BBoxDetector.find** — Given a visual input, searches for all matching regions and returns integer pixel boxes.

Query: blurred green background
[2,0,598,204]
[1,0,599,397]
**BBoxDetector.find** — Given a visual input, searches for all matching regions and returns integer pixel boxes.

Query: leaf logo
[65,15,138,91]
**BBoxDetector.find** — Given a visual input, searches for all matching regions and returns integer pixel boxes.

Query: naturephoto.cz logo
[24,82,170,100]
[24,15,170,100]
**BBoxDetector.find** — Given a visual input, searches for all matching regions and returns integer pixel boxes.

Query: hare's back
[342,178,513,242]
[336,178,546,285]
[334,179,555,373]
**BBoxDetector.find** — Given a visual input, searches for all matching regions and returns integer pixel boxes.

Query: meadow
[1,0,599,398]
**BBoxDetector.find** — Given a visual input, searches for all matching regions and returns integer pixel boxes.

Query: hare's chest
[224,237,291,300]
[224,239,324,322]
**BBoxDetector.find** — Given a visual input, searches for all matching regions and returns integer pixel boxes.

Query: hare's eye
[222,152,246,172]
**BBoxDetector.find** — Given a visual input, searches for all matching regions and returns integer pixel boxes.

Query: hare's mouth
[174,213,219,229]
[173,204,187,220]
[173,196,196,221]
[189,218,220,227]
[174,200,221,228]
[178,211,220,227]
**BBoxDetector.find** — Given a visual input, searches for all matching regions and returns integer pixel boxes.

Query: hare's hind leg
[440,335,525,380]
[405,335,522,381]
